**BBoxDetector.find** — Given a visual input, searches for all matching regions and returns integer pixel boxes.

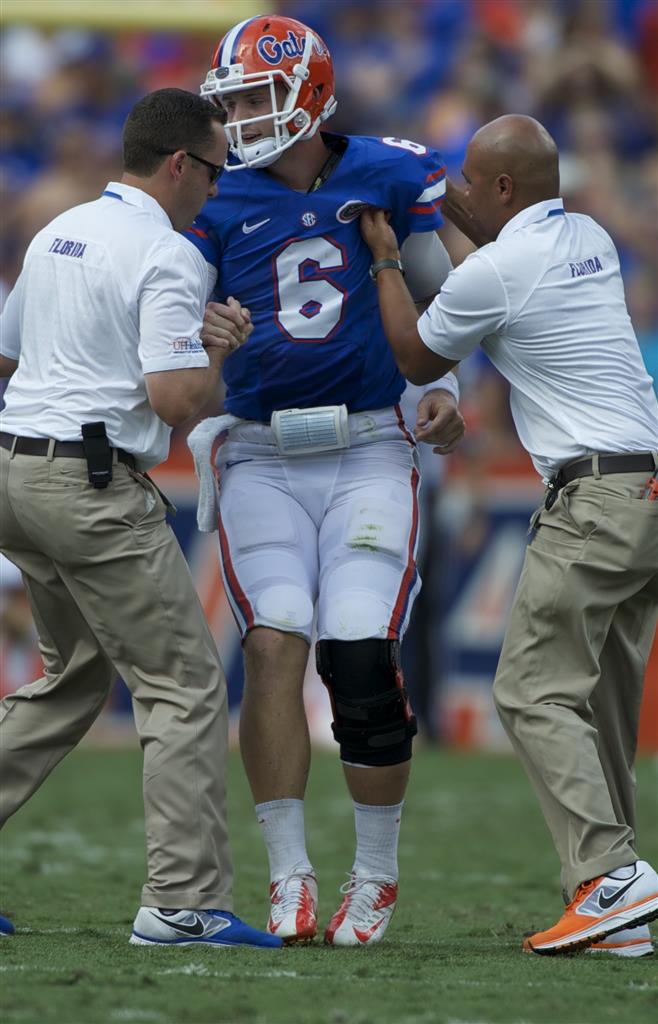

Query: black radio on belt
[81,422,113,489]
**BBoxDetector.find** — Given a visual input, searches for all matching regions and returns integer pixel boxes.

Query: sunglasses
[157,149,224,185]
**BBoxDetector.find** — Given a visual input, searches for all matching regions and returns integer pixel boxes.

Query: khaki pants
[0,448,233,911]
[493,468,658,899]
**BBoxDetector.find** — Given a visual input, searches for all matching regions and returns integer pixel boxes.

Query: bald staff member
[359,115,658,957]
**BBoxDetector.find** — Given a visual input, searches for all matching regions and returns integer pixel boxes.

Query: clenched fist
[414,389,465,455]
[201,295,253,353]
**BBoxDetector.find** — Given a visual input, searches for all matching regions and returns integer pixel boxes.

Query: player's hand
[201,296,253,353]
[414,388,465,455]
[360,208,400,262]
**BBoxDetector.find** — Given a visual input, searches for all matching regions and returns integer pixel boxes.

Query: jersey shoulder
[343,135,446,231]
[347,135,444,187]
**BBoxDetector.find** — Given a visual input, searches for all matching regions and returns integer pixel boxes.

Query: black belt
[0,432,136,469]
[545,452,655,509]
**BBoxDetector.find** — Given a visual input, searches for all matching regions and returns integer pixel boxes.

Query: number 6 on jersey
[274,237,347,342]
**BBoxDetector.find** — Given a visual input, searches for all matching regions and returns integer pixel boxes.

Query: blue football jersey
[186,133,445,421]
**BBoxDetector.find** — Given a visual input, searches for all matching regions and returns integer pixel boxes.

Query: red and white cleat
[324,874,398,947]
[267,870,318,944]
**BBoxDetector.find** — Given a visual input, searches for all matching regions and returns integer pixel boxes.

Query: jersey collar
[497,198,565,242]
[102,182,173,229]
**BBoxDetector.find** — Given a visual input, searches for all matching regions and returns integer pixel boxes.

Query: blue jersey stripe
[102,190,123,200]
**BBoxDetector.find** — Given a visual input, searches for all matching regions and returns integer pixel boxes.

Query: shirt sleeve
[417,251,508,361]
[184,211,222,269]
[400,230,452,301]
[0,273,24,360]
[139,240,210,374]
[424,370,460,403]
[403,147,446,233]
[377,140,445,240]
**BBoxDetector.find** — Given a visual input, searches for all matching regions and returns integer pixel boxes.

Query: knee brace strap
[315,639,417,766]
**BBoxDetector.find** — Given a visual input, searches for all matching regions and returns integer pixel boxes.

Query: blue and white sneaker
[0,914,15,936]
[130,907,283,948]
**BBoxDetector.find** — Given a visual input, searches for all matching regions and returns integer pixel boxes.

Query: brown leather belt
[545,452,655,509]
[559,452,655,485]
[0,432,136,469]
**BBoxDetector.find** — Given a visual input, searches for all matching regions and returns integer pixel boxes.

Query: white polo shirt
[417,198,658,479]
[0,182,212,469]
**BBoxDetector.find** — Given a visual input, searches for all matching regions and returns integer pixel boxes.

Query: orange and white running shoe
[524,861,658,955]
[587,924,653,958]
[267,870,318,944]
[324,874,398,947]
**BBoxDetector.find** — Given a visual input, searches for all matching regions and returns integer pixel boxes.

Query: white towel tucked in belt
[186,414,242,532]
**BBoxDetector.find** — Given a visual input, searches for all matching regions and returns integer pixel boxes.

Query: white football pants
[216,406,421,643]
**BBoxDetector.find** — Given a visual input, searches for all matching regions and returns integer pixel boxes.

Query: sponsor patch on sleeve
[172,336,204,354]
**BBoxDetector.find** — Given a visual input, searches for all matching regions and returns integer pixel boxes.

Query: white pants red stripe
[216,406,421,642]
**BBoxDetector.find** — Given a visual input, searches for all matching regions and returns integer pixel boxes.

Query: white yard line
[109,1012,164,1022]
[155,963,318,979]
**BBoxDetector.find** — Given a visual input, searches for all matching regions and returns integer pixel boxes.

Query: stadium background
[1,0,657,751]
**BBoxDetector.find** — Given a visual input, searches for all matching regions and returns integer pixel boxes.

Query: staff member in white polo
[0,88,280,949]
[359,114,658,957]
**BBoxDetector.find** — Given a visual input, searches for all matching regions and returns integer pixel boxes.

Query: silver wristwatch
[369,258,404,281]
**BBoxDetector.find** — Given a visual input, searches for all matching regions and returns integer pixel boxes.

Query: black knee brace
[315,639,417,766]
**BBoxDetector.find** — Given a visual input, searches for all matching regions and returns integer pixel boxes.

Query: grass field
[0,747,656,1024]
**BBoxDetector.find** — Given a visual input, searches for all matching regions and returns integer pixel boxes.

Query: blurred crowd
[1,1,656,413]
[1,0,657,730]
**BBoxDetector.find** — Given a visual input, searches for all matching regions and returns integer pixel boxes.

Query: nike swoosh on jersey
[242,218,271,234]
[152,913,205,937]
[597,874,642,910]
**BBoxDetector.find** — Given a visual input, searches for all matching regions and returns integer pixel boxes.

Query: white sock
[255,798,313,882]
[608,863,636,880]
[352,801,403,880]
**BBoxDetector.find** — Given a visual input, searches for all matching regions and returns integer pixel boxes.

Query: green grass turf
[0,747,656,1024]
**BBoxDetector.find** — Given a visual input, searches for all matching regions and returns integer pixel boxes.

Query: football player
[187,13,463,946]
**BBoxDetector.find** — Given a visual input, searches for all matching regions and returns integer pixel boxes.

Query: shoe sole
[587,943,654,958]
[324,936,384,946]
[268,921,317,944]
[525,895,658,955]
[129,933,280,948]
[273,924,317,945]
[283,933,316,945]
[324,923,392,947]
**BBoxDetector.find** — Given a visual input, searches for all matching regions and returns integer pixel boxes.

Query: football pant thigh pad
[315,638,417,766]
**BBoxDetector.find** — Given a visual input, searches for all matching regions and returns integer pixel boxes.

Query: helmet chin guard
[201,15,337,170]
